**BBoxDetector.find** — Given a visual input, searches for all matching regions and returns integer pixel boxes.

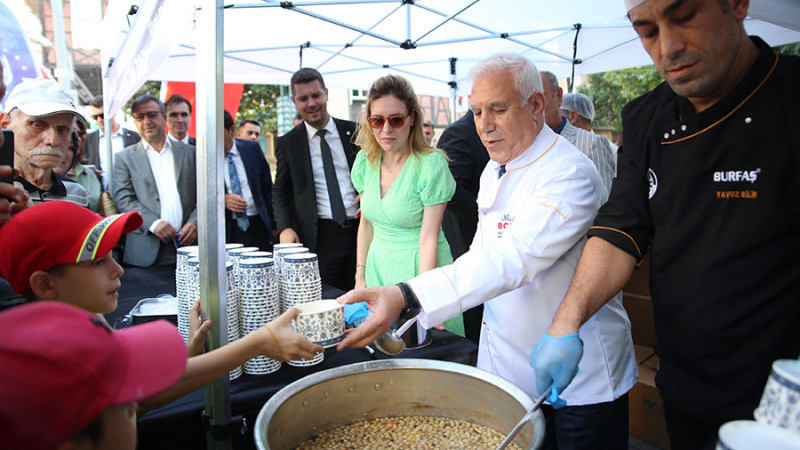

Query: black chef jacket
[589,37,800,423]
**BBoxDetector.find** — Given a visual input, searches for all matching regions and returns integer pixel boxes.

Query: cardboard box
[629,353,670,449]
[634,344,655,365]
[624,293,658,348]
[624,255,651,297]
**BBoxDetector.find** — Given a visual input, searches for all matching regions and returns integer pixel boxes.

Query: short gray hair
[540,71,560,92]
[469,53,543,105]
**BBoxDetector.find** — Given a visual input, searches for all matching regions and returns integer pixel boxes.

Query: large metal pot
[255,359,545,449]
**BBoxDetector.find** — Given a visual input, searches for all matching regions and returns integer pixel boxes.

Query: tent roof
[126,0,800,97]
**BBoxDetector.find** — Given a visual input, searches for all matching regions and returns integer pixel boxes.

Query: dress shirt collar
[143,137,172,155]
[303,116,337,141]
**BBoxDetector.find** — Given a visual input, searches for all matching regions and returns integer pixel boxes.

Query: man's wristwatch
[396,282,421,314]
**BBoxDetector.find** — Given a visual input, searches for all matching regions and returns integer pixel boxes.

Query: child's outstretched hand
[187,298,212,357]
[260,307,323,362]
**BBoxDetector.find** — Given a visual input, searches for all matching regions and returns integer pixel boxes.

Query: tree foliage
[237,84,282,132]
[578,65,663,131]
[124,80,161,113]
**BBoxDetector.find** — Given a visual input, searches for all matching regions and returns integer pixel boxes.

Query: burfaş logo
[713,168,761,184]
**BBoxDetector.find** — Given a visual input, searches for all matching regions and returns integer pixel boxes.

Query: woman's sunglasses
[367,113,411,129]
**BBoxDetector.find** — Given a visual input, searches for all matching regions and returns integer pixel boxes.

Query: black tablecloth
[113,266,479,449]
[137,330,477,450]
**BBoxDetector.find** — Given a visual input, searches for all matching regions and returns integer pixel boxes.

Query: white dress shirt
[407,126,636,405]
[167,133,192,145]
[304,119,358,219]
[144,139,184,233]
[223,142,258,217]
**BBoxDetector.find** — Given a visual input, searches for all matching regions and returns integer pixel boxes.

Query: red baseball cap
[0,301,187,450]
[0,201,143,294]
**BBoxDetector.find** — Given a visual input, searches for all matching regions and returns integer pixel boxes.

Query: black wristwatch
[396,282,421,314]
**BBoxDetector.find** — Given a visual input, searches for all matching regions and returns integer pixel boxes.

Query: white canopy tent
[104,0,800,102]
[99,2,800,449]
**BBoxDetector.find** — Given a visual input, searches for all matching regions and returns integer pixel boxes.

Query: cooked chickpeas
[295,415,524,449]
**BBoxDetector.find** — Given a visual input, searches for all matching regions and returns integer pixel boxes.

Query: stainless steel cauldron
[255,359,545,449]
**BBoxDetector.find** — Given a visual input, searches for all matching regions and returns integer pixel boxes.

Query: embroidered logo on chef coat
[648,169,658,199]
[497,213,515,239]
[714,168,760,200]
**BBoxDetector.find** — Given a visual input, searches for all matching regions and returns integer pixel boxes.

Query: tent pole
[197,1,233,449]
[449,57,458,124]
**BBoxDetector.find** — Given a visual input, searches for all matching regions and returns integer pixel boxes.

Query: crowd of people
[0,0,798,448]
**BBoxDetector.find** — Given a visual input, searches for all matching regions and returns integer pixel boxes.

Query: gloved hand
[529,333,584,409]
[344,302,370,327]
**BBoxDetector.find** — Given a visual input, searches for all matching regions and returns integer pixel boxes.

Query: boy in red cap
[0,301,187,450]
[0,202,323,411]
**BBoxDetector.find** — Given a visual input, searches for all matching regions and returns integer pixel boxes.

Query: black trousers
[663,400,721,450]
[541,393,629,450]
[316,218,357,292]
[226,214,273,252]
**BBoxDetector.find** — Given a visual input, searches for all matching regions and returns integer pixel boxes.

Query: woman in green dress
[351,75,462,335]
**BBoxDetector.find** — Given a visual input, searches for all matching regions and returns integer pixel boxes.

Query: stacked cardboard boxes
[624,257,670,449]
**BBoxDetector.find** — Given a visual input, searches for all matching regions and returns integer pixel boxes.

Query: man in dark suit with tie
[437,109,489,347]
[273,68,360,291]
[83,95,140,187]
[111,95,198,269]
[165,94,196,147]
[222,110,276,251]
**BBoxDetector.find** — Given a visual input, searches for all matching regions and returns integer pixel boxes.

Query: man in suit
[111,95,197,268]
[83,95,140,188]
[223,111,275,250]
[165,94,196,146]
[273,68,360,291]
[436,109,489,348]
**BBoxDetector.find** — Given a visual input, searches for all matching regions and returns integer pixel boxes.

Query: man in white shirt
[83,95,140,188]
[339,53,636,449]
[165,94,196,147]
[111,96,197,268]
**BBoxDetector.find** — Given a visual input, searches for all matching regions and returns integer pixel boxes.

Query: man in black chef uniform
[530,0,800,449]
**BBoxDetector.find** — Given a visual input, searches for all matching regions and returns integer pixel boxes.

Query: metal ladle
[373,316,418,355]
[496,385,552,450]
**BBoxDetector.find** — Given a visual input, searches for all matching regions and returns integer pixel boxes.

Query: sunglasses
[367,113,411,129]
[132,111,163,122]
[92,113,104,120]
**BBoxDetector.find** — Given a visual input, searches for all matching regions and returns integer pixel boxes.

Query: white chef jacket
[409,126,637,405]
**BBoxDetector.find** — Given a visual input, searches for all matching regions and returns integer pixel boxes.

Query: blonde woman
[352,75,462,336]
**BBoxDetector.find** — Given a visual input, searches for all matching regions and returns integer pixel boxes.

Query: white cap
[561,93,595,122]
[624,0,650,12]
[4,78,84,123]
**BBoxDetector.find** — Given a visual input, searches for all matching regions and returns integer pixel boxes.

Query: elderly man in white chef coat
[338,53,637,449]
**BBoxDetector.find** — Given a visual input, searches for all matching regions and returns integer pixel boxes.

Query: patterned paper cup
[717,420,800,450]
[295,299,345,348]
[754,359,800,431]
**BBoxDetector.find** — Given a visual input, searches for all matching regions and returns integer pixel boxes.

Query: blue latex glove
[344,302,370,327]
[529,333,584,409]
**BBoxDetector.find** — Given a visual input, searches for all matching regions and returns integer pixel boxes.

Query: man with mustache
[531,0,800,448]
[0,79,88,207]
[111,95,197,268]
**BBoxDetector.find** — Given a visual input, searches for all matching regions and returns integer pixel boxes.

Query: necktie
[226,152,250,231]
[498,164,506,179]
[317,129,347,225]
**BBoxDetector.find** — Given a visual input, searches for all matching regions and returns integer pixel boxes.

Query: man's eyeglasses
[91,113,104,121]
[367,113,411,129]
[132,111,163,122]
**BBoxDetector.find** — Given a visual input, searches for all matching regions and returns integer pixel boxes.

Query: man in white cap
[531,0,800,448]
[560,93,595,133]
[0,78,88,207]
